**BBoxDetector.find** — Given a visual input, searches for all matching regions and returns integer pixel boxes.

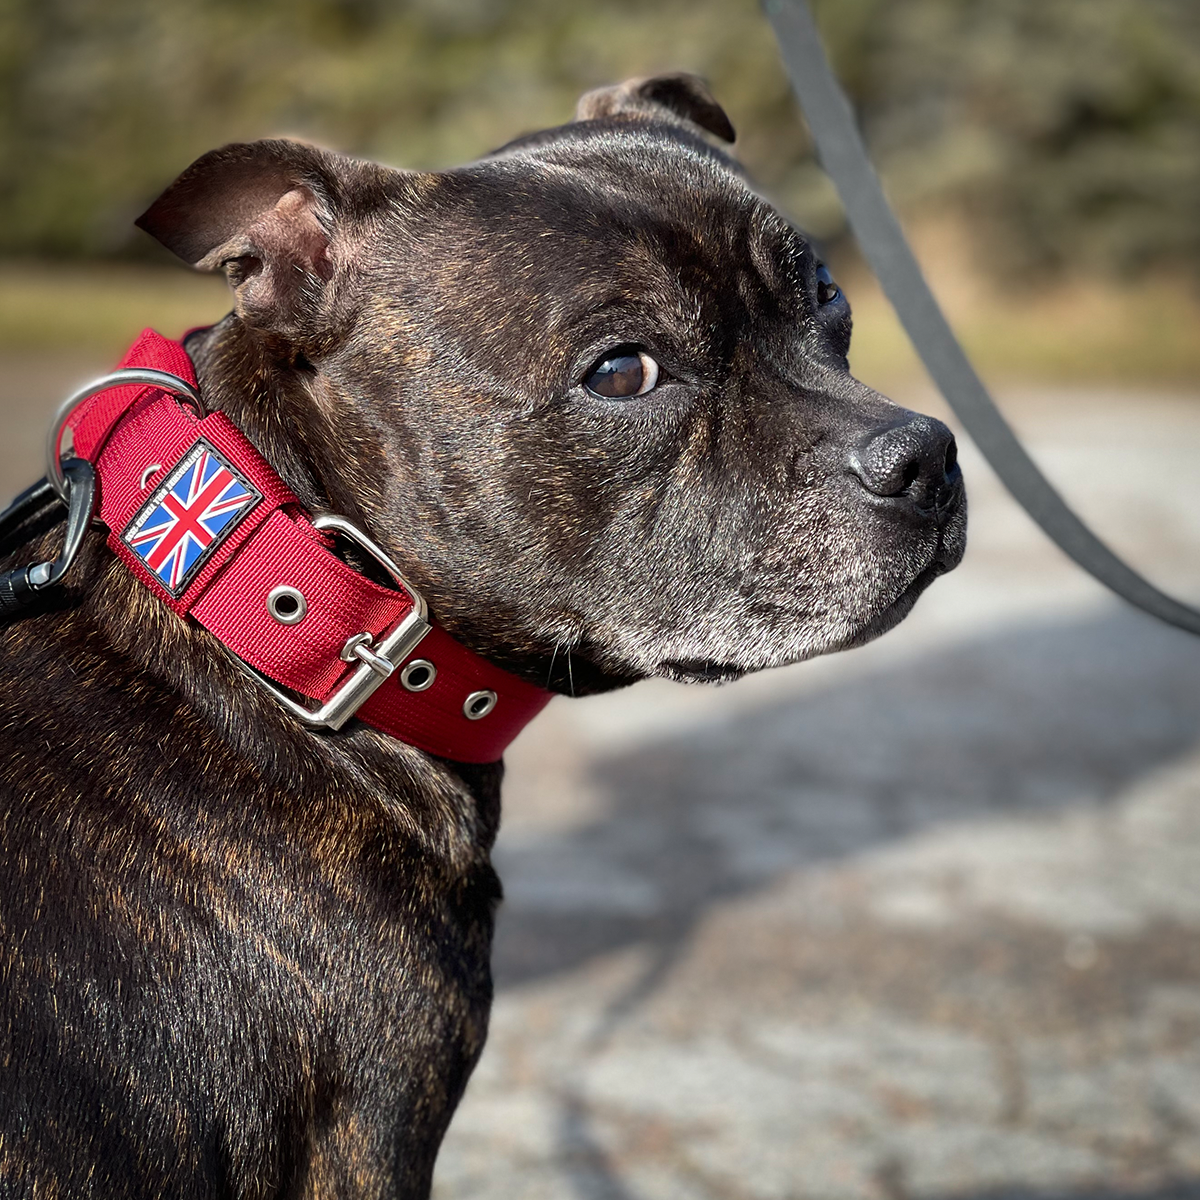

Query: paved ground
[3,359,1199,1199]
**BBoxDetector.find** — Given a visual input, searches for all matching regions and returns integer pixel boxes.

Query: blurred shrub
[0,0,1196,282]
[818,0,1200,281]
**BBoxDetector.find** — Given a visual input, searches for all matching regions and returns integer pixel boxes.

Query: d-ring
[46,369,205,502]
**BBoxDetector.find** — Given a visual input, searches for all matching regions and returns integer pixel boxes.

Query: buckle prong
[341,632,395,679]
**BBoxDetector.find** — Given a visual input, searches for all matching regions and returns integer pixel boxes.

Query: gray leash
[763,0,1200,637]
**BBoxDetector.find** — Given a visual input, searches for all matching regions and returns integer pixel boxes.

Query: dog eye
[583,347,660,398]
[816,264,841,306]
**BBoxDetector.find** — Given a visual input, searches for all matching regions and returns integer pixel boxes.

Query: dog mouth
[837,495,966,649]
[838,554,950,650]
[655,542,958,686]
[654,570,934,685]
[657,657,751,685]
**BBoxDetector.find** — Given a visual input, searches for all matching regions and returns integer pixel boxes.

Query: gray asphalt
[4,360,1199,1200]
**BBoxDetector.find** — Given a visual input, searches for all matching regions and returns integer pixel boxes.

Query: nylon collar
[63,328,552,763]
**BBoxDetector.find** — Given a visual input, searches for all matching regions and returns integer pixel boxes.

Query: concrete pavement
[443,383,1200,1200]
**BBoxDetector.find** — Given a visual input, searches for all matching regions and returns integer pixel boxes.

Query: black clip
[0,458,97,622]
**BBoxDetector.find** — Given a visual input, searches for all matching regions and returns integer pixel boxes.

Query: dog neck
[182,316,638,698]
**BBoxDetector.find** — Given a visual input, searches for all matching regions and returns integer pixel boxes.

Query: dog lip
[657,658,749,684]
[843,553,951,649]
[657,531,964,683]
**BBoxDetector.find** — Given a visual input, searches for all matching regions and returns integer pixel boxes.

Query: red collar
[62,328,552,763]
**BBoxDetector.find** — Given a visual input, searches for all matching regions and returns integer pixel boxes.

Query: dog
[0,74,964,1196]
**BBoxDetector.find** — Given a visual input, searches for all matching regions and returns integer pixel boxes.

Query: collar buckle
[234,512,431,730]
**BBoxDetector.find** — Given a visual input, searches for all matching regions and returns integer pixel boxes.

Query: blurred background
[2,1,1200,1196]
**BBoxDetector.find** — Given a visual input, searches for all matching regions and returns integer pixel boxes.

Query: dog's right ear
[575,73,736,144]
[137,140,355,339]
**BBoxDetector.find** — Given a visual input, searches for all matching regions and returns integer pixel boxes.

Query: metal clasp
[233,513,431,731]
[0,458,98,619]
[29,458,98,589]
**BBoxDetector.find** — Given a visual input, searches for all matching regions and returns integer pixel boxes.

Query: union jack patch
[121,439,261,597]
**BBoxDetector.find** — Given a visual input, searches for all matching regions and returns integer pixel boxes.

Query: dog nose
[848,414,960,509]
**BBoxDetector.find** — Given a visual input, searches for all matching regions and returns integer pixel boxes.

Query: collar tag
[121,438,261,597]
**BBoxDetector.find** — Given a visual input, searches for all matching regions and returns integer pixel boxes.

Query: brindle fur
[0,76,964,1197]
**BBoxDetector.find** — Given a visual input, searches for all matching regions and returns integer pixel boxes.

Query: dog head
[137,73,965,693]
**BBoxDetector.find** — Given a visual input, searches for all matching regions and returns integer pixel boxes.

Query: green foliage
[0,0,1196,280]
[815,0,1200,280]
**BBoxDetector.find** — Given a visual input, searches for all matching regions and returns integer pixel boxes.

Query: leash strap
[763,0,1200,637]
[45,329,551,761]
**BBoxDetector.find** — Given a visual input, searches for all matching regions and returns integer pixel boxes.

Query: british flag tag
[121,439,261,597]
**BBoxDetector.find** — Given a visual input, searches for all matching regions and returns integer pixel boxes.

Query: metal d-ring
[46,369,205,502]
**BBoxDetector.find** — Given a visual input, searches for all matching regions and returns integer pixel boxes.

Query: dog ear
[575,73,736,144]
[136,140,349,337]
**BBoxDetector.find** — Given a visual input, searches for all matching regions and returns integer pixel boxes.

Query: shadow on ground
[494,607,1200,991]
[942,1187,1200,1200]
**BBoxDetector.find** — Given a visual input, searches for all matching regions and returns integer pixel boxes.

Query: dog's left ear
[137,139,363,340]
[575,73,736,144]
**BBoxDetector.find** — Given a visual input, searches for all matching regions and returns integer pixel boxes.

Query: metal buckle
[233,513,431,731]
[46,368,205,502]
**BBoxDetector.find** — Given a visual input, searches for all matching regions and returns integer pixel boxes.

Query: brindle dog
[0,75,964,1196]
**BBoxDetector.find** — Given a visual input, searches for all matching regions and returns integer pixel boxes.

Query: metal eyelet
[233,512,431,732]
[266,586,307,625]
[400,659,437,692]
[463,689,497,720]
[139,463,163,490]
